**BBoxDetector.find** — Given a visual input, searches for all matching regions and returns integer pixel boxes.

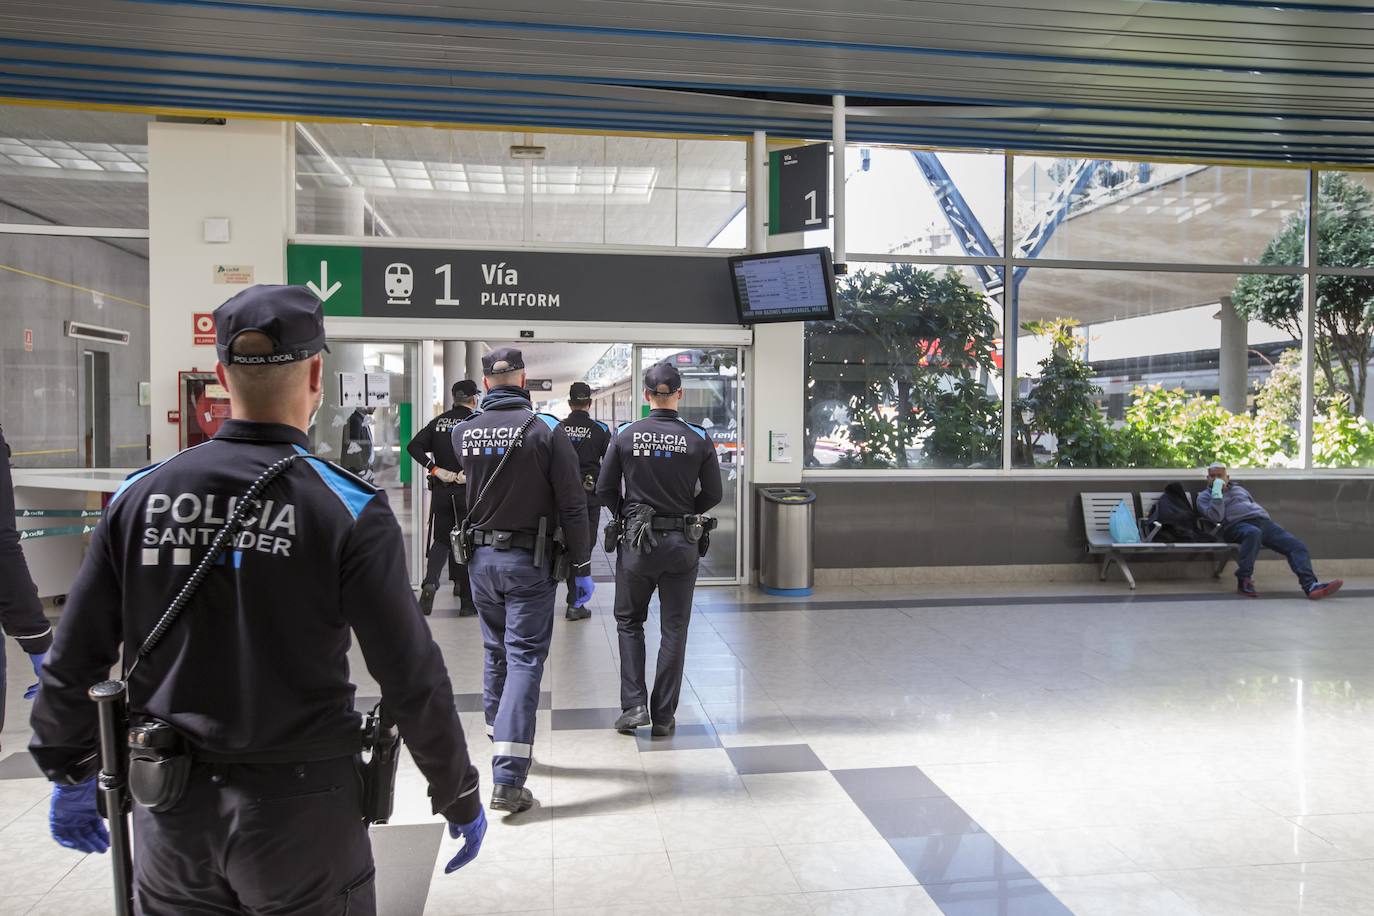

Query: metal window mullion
[1002,152,1015,473]
[1301,169,1318,470]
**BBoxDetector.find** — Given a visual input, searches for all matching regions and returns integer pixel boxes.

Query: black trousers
[424,484,470,602]
[613,531,700,723]
[565,499,602,606]
[133,756,375,915]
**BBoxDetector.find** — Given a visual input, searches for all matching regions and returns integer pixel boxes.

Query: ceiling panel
[1,1,1373,163]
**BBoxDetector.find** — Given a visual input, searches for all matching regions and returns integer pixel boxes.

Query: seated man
[1197,462,1342,599]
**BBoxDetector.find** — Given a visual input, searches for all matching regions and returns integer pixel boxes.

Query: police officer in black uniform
[30,285,486,914]
[0,422,53,746]
[597,362,722,737]
[452,348,592,813]
[408,379,480,617]
[560,382,610,621]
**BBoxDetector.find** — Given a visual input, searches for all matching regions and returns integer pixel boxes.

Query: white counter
[12,467,134,598]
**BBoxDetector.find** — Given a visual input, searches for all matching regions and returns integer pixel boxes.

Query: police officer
[30,285,486,914]
[408,379,480,617]
[597,362,722,737]
[0,422,53,747]
[453,348,592,813]
[560,382,610,621]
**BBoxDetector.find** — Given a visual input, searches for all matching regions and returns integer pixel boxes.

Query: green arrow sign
[286,244,363,316]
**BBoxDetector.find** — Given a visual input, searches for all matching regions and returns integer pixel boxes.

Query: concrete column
[1217,295,1248,414]
[148,120,290,459]
[466,342,487,383]
[442,341,467,402]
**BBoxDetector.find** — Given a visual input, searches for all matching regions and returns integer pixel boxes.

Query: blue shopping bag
[1108,499,1140,543]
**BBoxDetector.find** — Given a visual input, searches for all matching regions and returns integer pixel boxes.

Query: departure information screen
[728,248,837,324]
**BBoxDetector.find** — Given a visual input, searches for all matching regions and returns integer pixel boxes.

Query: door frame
[631,343,747,586]
[326,320,754,587]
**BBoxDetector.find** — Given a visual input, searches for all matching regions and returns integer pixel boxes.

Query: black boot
[565,606,591,621]
[613,705,649,733]
[458,601,478,618]
[418,584,436,616]
[651,718,675,738]
[491,784,535,814]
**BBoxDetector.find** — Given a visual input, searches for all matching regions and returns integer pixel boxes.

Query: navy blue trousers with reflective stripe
[468,546,556,787]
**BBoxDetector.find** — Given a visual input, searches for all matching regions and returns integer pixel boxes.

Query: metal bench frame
[1082,492,1238,589]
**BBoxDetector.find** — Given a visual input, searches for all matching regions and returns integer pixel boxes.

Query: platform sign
[286,243,738,325]
[769,143,829,235]
[286,244,363,316]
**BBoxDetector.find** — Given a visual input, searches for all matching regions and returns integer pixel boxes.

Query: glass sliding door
[633,345,743,582]
[314,340,424,582]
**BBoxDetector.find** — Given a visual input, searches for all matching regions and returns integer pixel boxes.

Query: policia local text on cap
[30,284,486,916]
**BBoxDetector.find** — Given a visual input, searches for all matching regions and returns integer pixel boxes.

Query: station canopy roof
[2,1,1374,165]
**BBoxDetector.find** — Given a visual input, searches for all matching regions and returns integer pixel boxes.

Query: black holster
[450,525,473,565]
[360,703,401,825]
[603,518,621,554]
[127,719,192,813]
[685,515,717,557]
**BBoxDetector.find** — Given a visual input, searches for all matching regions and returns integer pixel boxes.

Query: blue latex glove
[50,780,110,855]
[24,652,44,700]
[574,576,596,607]
[445,808,487,873]
[1211,477,1225,499]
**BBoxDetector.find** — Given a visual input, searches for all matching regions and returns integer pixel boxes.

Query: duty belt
[470,528,541,550]
[648,515,688,532]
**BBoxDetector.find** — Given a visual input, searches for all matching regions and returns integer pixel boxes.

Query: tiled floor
[3,577,1374,914]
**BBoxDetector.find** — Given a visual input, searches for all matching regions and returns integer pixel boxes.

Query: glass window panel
[1316,170,1374,269]
[676,139,744,192]
[805,261,1005,469]
[1012,157,1306,266]
[1013,268,1301,469]
[295,124,746,249]
[1310,271,1374,467]
[606,186,676,247]
[0,106,150,229]
[677,189,744,248]
[0,234,150,468]
[845,146,1005,257]
[294,122,525,240]
[532,133,605,244]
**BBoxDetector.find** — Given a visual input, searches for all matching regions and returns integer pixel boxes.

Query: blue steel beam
[909,150,1004,296]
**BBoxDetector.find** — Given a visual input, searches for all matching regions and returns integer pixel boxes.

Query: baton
[89,680,134,916]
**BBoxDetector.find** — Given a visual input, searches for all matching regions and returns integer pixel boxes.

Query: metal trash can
[758,487,816,596]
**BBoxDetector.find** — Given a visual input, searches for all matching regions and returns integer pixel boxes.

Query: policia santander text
[29,286,485,916]
[452,347,593,814]
[597,361,722,737]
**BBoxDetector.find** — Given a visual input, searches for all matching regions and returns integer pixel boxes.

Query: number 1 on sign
[435,264,461,306]
[803,189,822,226]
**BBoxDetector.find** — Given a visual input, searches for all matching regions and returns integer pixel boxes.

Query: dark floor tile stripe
[700,587,1374,615]
[725,743,825,775]
[833,765,1072,916]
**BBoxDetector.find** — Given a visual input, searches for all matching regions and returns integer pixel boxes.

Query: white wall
[148,120,290,459]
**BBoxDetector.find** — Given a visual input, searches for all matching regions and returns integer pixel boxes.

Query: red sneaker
[1307,580,1344,600]
[1237,578,1258,597]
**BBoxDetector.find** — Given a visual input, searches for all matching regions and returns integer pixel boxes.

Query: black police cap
[452,379,480,399]
[569,381,592,400]
[643,361,682,395]
[214,284,328,366]
[482,347,524,375]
